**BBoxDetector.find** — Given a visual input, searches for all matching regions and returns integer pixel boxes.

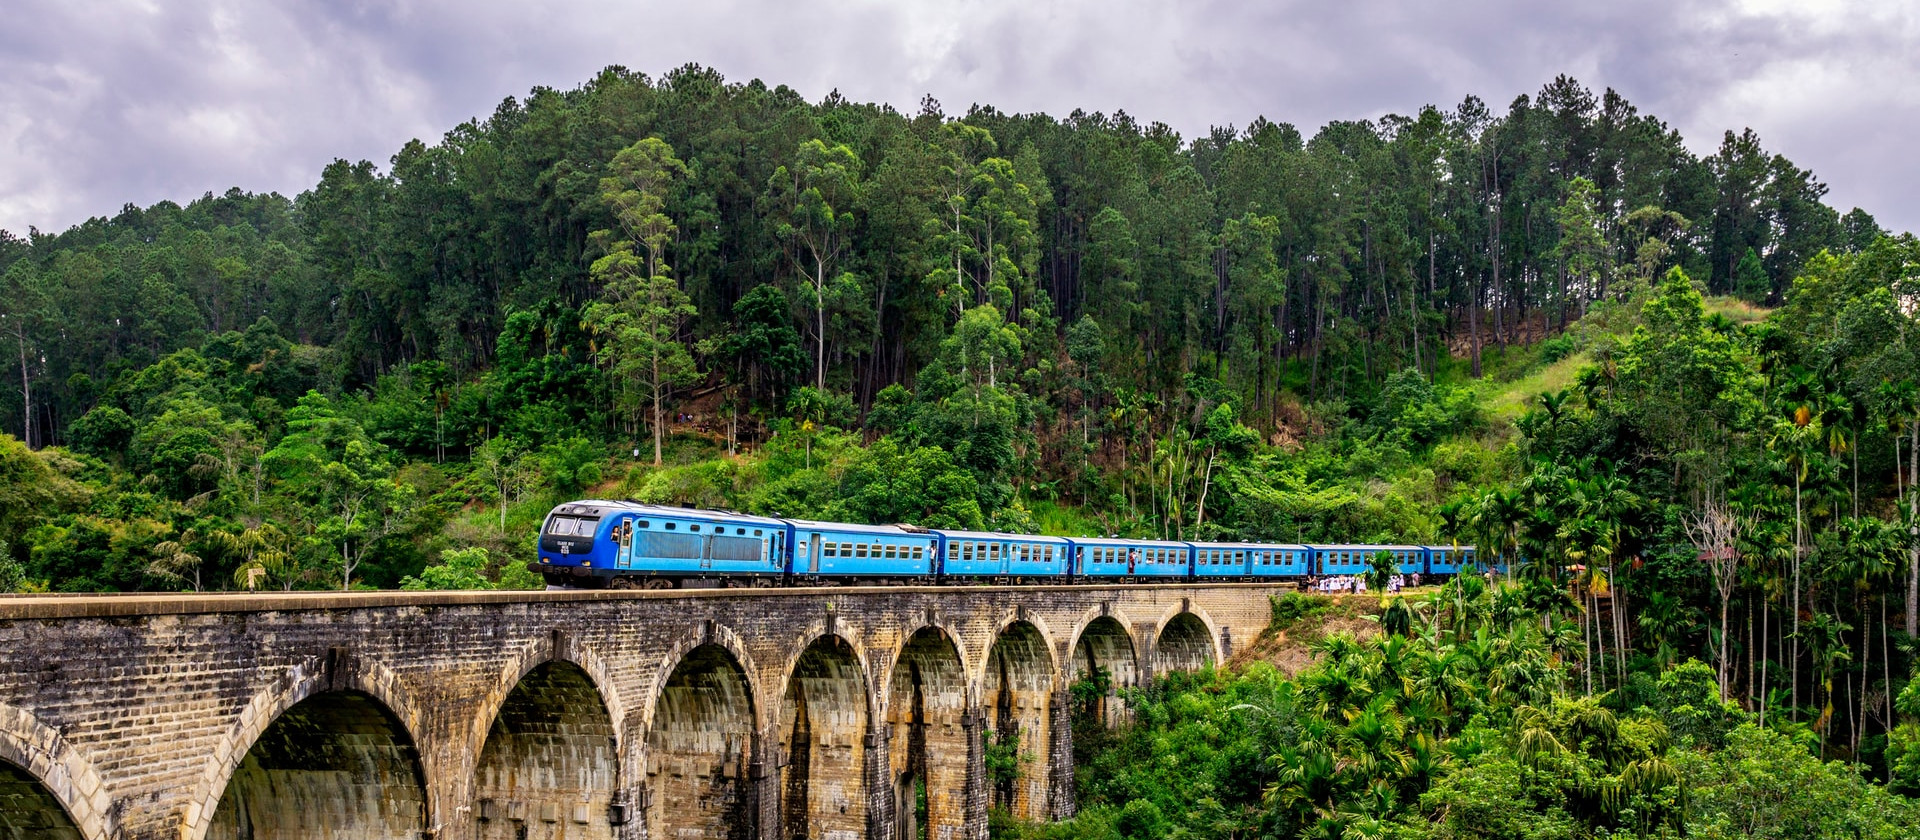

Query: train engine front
[533,501,621,587]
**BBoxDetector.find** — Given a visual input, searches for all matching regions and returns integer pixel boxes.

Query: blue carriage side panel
[1069,538,1190,578]
[927,530,1068,578]
[1424,545,1475,576]
[619,506,788,578]
[785,520,937,578]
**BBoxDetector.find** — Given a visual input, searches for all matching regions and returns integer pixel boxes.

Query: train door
[617,518,633,569]
[809,533,822,574]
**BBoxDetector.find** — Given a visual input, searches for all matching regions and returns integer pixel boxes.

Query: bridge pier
[0,584,1278,840]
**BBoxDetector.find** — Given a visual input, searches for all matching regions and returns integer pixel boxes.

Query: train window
[665,522,676,531]
[736,528,745,535]
[754,529,763,536]
[888,545,900,560]
[690,524,700,533]
[989,544,1000,561]
[912,546,923,560]
[639,520,650,529]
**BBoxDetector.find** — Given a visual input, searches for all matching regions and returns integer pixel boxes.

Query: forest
[2,64,1919,834]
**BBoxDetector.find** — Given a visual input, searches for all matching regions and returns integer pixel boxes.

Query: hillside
[2,64,1920,777]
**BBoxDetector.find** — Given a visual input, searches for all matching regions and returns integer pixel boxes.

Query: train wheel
[609,577,640,591]
[642,578,675,590]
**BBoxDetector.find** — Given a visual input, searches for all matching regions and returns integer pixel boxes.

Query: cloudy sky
[4,0,1918,237]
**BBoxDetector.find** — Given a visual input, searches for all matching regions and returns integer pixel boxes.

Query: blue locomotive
[533,500,1485,589]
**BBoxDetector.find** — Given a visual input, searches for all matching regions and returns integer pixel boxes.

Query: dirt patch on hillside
[1227,593,1391,677]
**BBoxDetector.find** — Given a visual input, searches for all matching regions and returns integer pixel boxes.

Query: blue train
[533,500,1484,589]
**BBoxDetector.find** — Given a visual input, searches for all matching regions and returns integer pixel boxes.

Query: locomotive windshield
[545,516,600,537]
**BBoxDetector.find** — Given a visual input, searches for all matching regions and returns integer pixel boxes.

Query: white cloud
[1,0,1917,235]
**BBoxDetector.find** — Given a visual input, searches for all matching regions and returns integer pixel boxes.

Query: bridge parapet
[0,584,1280,840]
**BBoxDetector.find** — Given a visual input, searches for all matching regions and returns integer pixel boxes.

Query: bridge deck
[0,581,1284,619]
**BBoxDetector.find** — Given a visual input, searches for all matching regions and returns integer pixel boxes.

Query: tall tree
[583,138,701,465]
[769,139,863,391]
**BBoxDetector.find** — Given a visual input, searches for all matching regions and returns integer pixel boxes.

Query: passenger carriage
[1071,538,1192,580]
[1309,543,1420,578]
[788,519,938,582]
[933,530,1071,582]
[1424,545,1478,577]
[1189,541,1311,580]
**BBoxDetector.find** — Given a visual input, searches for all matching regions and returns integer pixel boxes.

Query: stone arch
[768,620,878,723]
[776,633,869,840]
[637,621,766,735]
[205,690,427,840]
[0,702,110,840]
[982,619,1056,821]
[184,652,429,840]
[1067,612,1139,730]
[644,642,760,840]
[466,636,629,768]
[472,660,619,839]
[1152,611,1218,675]
[885,625,971,840]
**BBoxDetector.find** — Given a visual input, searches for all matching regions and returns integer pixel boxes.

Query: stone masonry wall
[0,583,1281,840]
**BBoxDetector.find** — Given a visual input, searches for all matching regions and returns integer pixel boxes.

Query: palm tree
[1878,378,1920,636]
[1769,411,1824,719]
[148,529,206,592]
[220,524,296,591]
[1802,611,1853,753]
[1566,468,1639,687]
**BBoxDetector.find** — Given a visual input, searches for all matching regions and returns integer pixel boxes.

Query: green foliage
[1016,581,1920,840]
[1271,592,1332,631]
[1680,724,1920,839]
[68,405,135,460]
[400,546,496,591]
[826,437,984,529]
[534,437,604,496]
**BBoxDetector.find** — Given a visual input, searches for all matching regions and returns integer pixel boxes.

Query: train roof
[1188,541,1312,550]
[547,500,630,517]
[1307,544,1427,551]
[1067,536,1193,549]
[1423,544,1477,552]
[556,500,786,526]
[932,529,1072,544]
[784,519,937,537]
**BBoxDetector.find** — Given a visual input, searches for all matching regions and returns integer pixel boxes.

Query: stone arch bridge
[0,583,1280,840]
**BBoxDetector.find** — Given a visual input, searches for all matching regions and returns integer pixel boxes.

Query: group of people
[1308,573,1419,594]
